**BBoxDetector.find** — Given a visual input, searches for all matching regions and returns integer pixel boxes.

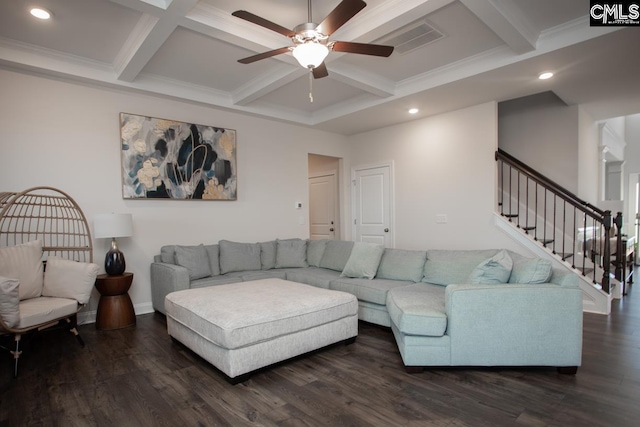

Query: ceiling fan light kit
[232,0,394,78]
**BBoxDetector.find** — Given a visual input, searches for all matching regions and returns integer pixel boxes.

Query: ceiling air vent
[378,19,445,55]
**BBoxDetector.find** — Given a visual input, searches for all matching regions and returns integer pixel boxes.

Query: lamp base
[105,241,126,276]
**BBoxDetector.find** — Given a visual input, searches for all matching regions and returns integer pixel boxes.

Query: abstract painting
[119,113,237,200]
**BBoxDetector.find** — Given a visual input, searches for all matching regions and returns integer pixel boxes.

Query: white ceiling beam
[459,0,538,54]
[232,67,305,106]
[114,0,197,82]
[327,62,395,98]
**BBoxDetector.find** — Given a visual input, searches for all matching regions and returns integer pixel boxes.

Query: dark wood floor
[2,284,640,427]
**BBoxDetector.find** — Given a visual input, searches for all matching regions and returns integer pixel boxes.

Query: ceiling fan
[232,0,394,79]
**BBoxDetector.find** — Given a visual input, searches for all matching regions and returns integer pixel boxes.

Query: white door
[309,173,337,240]
[352,164,393,247]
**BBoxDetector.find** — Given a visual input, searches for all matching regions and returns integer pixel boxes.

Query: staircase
[495,149,633,314]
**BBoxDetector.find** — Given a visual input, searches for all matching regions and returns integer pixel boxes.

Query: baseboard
[78,302,155,325]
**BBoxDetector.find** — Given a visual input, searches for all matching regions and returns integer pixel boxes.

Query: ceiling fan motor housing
[293,23,329,45]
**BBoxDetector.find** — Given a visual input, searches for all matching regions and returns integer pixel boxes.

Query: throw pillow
[0,276,20,328]
[422,249,499,286]
[376,249,427,282]
[341,242,385,280]
[260,240,277,270]
[319,240,354,272]
[160,245,177,264]
[175,245,212,280]
[204,244,221,276]
[0,240,44,300]
[468,250,513,285]
[306,239,328,267]
[219,240,261,274]
[42,256,100,304]
[276,239,308,268]
[508,255,552,284]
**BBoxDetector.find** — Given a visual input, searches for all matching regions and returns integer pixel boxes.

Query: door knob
[330,228,334,232]
[384,228,389,232]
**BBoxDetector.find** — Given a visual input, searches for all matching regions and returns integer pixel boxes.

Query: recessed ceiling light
[30,7,52,20]
[538,71,554,80]
[408,108,419,114]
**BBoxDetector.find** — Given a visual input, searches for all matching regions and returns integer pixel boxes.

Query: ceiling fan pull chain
[309,70,314,103]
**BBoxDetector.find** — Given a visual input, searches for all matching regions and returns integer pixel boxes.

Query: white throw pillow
[0,240,44,300]
[42,256,100,305]
[0,275,20,328]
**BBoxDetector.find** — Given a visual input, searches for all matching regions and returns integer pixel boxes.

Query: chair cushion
[0,240,44,300]
[219,240,261,274]
[175,245,211,280]
[42,256,100,304]
[17,297,78,329]
[276,239,308,268]
[0,276,20,329]
[376,248,427,282]
[340,242,385,280]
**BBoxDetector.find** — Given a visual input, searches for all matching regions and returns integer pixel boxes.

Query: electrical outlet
[436,214,448,224]
[295,202,303,209]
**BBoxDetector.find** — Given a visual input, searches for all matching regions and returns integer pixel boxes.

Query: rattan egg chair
[0,186,95,377]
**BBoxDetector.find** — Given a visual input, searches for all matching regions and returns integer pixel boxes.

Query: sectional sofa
[151,238,583,373]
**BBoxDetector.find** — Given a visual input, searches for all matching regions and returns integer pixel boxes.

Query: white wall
[0,69,349,316]
[624,114,640,232]
[498,92,579,193]
[578,106,600,203]
[348,102,520,251]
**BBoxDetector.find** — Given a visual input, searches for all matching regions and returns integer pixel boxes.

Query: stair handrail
[496,149,605,218]
[496,149,622,293]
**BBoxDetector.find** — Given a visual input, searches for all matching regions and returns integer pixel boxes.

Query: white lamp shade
[94,213,133,239]
[292,42,329,69]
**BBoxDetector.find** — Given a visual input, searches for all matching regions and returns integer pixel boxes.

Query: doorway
[308,154,341,240]
[351,162,394,247]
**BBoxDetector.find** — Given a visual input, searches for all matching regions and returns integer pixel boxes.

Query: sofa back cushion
[422,249,499,286]
[307,239,328,267]
[319,240,354,272]
[161,244,220,276]
[219,240,261,274]
[0,240,44,300]
[160,245,176,264]
[175,245,212,280]
[260,240,277,270]
[276,239,308,268]
[377,249,427,282]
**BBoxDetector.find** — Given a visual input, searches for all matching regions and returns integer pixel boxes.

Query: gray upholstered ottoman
[165,278,358,383]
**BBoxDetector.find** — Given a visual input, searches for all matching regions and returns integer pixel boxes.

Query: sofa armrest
[445,283,583,367]
[150,262,190,315]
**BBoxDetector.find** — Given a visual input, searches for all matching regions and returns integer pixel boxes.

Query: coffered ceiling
[1,0,639,135]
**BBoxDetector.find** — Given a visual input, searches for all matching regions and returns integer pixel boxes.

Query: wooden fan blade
[332,41,394,57]
[316,0,366,36]
[238,47,291,64]
[312,63,329,79]
[232,10,296,38]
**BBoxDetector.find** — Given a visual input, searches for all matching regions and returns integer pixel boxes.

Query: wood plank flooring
[2,284,640,426]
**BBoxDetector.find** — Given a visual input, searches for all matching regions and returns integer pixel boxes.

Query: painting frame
[119,112,237,200]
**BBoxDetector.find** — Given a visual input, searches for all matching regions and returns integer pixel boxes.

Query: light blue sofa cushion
[508,252,552,284]
[468,250,513,284]
[204,244,220,276]
[276,239,308,268]
[423,249,499,286]
[219,240,262,274]
[377,249,427,282]
[175,244,211,280]
[340,242,385,280]
[286,267,341,289]
[259,240,277,270]
[329,277,407,305]
[307,239,328,267]
[319,240,354,272]
[387,283,447,337]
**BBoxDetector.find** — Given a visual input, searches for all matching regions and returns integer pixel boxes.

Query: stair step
[521,226,536,231]
[502,214,518,218]
[540,239,554,246]
[560,253,574,261]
